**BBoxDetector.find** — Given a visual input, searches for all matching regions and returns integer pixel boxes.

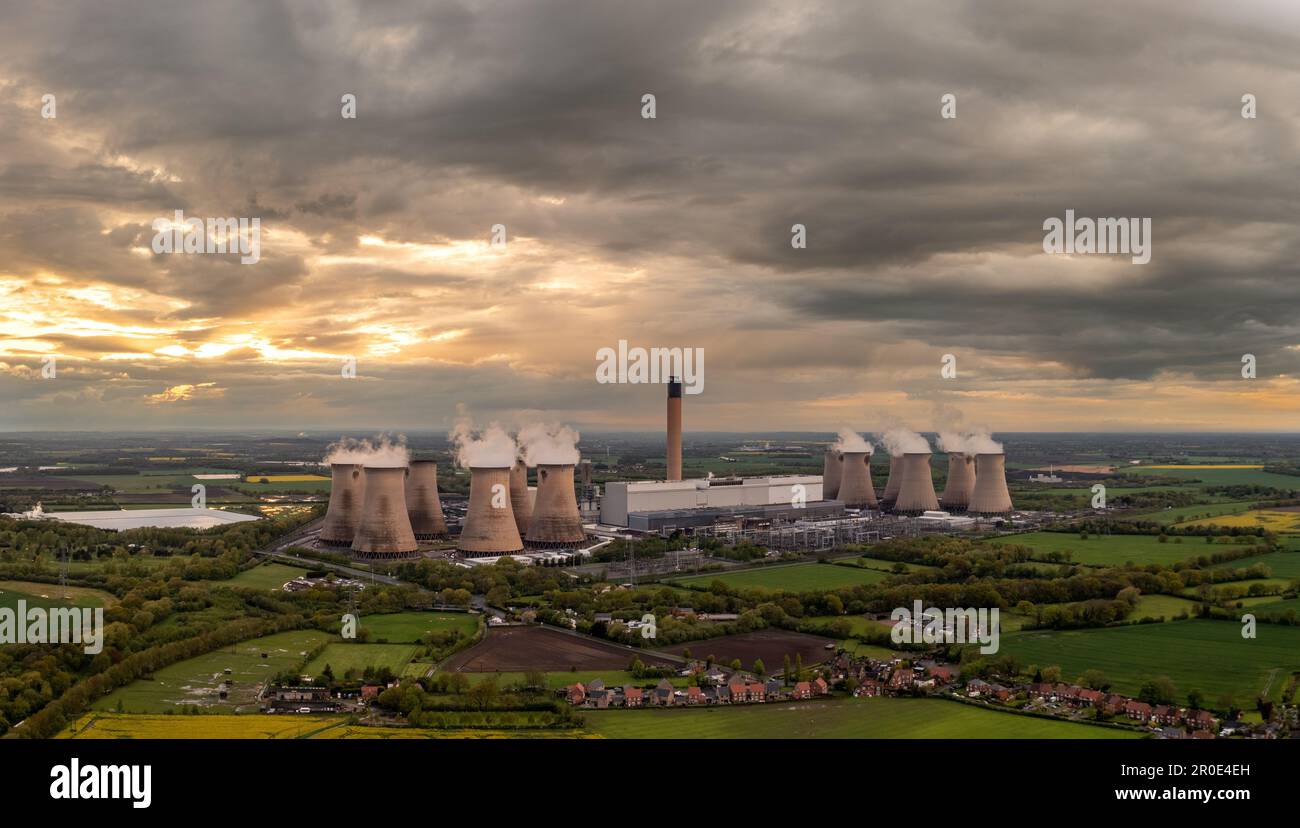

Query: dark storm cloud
[1,0,1299,429]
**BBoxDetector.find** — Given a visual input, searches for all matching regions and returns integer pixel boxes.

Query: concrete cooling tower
[940,453,976,512]
[405,460,447,540]
[526,464,586,548]
[880,455,903,508]
[893,453,939,514]
[822,449,842,500]
[836,451,877,508]
[509,461,532,536]
[320,464,365,546]
[351,466,419,558]
[458,466,524,555]
[968,453,1014,515]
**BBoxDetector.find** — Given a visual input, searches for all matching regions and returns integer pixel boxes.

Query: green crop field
[670,562,889,592]
[1121,467,1300,489]
[93,629,332,713]
[362,611,479,643]
[986,532,1223,567]
[1133,501,1257,526]
[223,562,311,590]
[583,697,1140,739]
[1236,595,1300,615]
[303,643,419,678]
[1210,551,1300,580]
[0,580,115,611]
[61,712,345,739]
[1129,594,1199,620]
[993,619,1300,706]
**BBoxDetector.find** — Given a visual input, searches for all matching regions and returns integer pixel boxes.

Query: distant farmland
[584,697,1140,739]
[670,562,889,592]
[986,532,1227,567]
[1122,466,1300,489]
[993,619,1300,706]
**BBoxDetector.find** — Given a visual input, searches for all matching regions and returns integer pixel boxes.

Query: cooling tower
[893,453,940,514]
[822,449,842,500]
[526,464,586,548]
[836,451,877,508]
[880,455,903,508]
[319,464,366,546]
[509,461,532,536]
[968,453,1013,515]
[940,453,976,512]
[351,466,419,558]
[667,378,683,481]
[404,460,447,540]
[458,466,524,555]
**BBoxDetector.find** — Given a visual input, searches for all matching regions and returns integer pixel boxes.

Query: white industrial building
[600,475,824,527]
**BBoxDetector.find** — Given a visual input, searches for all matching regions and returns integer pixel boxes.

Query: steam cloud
[450,416,518,468]
[832,427,873,454]
[932,401,1003,454]
[324,434,409,468]
[518,422,581,466]
[877,426,931,456]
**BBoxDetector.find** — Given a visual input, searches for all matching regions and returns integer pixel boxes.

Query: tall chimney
[836,451,877,508]
[880,455,903,508]
[667,377,682,481]
[893,453,940,514]
[458,466,524,555]
[320,464,366,546]
[968,453,1013,515]
[509,461,532,536]
[526,464,586,547]
[822,448,842,500]
[405,460,447,540]
[351,466,419,558]
[940,453,976,512]
[579,459,593,486]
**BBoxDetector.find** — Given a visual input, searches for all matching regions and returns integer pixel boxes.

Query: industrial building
[600,475,826,528]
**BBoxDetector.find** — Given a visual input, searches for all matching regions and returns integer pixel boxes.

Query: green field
[303,643,419,678]
[362,611,479,643]
[223,563,311,590]
[1122,467,1300,490]
[987,532,1226,567]
[1134,501,1257,526]
[0,580,115,611]
[93,629,332,713]
[1129,594,1199,620]
[62,712,345,739]
[994,619,1300,706]
[1210,551,1300,580]
[671,562,889,592]
[583,696,1140,739]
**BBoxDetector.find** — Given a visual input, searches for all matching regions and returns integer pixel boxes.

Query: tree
[1138,676,1177,706]
[1079,669,1109,691]
[783,654,792,684]
[1187,688,1204,710]
[1041,665,1062,684]
[753,658,765,676]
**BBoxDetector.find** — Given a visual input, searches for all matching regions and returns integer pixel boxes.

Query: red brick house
[565,683,586,705]
[888,669,913,691]
[792,681,812,700]
[747,682,766,702]
[813,677,830,696]
[855,679,883,698]
[728,677,749,702]
[1123,700,1153,721]
[1077,689,1103,707]
[624,686,643,708]
[686,686,704,705]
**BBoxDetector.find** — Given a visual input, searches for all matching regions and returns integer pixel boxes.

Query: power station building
[599,475,834,530]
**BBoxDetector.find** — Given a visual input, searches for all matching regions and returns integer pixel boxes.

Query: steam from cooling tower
[323,434,409,467]
[518,422,581,466]
[932,401,1003,455]
[832,428,874,454]
[878,426,930,456]
[450,416,518,468]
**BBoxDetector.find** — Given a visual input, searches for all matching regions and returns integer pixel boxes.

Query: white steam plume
[518,422,581,466]
[932,401,1003,455]
[324,434,409,468]
[832,427,873,454]
[450,416,518,468]
[877,426,931,456]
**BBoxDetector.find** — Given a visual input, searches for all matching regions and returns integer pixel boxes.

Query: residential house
[566,683,586,705]
[1186,709,1216,731]
[1102,694,1127,715]
[728,677,750,703]
[967,679,991,697]
[765,679,783,700]
[813,677,830,696]
[792,681,813,700]
[653,678,675,706]
[1123,700,1153,722]
[1077,689,1103,707]
[855,679,883,698]
[686,686,704,705]
[624,686,644,708]
[888,669,913,692]
[747,682,767,702]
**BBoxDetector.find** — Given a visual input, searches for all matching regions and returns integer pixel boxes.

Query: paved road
[252,518,406,585]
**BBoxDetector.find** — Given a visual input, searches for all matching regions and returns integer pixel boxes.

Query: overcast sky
[2,0,1299,435]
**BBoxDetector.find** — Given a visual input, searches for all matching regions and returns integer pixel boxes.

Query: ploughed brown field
[441,626,677,672]
[654,629,835,673]
[0,475,102,490]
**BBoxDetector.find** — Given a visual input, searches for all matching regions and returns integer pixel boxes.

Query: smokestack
[526,464,586,547]
[458,466,524,555]
[579,459,592,486]
[880,455,903,508]
[893,453,940,514]
[405,460,447,540]
[320,464,366,546]
[351,466,419,558]
[667,378,682,481]
[940,453,976,512]
[836,451,877,508]
[822,449,842,500]
[968,453,1013,515]
[509,461,532,536]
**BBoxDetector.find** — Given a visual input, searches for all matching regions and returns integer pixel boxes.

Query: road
[252,518,406,585]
